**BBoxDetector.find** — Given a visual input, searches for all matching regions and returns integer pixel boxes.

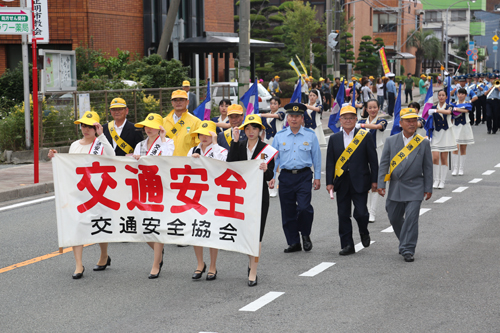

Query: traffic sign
[472,54,478,60]
[0,8,32,35]
[493,45,498,52]
[493,35,499,42]
[466,50,473,56]
[472,48,478,54]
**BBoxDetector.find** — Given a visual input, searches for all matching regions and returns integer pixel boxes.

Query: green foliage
[262,5,279,13]
[0,106,25,151]
[278,1,295,11]
[354,35,384,76]
[269,15,284,22]
[250,14,266,22]
[234,15,239,22]
[0,62,32,111]
[406,29,435,76]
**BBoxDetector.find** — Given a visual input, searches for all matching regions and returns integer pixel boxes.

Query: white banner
[53,155,263,256]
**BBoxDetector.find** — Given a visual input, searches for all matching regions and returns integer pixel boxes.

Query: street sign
[466,50,473,56]
[493,45,498,52]
[0,8,32,35]
[493,35,499,42]
[28,0,49,44]
[468,41,474,64]
[472,48,478,54]
[472,54,478,60]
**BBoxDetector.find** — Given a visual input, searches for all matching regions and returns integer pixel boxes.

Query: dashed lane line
[469,178,482,183]
[354,241,375,252]
[453,187,468,193]
[483,170,495,175]
[381,209,430,233]
[495,163,500,168]
[299,262,336,277]
[239,292,285,312]
[434,196,451,203]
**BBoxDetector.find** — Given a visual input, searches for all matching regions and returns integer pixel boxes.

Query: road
[1,123,500,332]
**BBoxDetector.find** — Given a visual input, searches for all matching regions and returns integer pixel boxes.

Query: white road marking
[495,163,500,168]
[469,178,482,183]
[354,241,375,252]
[381,226,393,233]
[0,196,55,213]
[239,292,285,312]
[299,262,336,277]
[434,196,451,203]
[483,170,495,175]
[453,186,468,193]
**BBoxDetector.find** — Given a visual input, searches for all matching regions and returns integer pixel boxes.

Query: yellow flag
[295,55,308,76]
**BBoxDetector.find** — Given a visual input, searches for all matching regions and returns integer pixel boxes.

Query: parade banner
[53,154,263,256]
[379,47,391,75]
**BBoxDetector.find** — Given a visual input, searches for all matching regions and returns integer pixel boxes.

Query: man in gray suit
[182,80,198,114]
[377,108,433,262]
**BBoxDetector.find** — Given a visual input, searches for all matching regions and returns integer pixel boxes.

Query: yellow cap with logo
[227,104,244,115]
[238,114,265,130]
[171,89,188,100]
[182,80,191,87]
[135,113,164,129]
[340,105,357,116]
[110,97,127,109]
[74,111,100,125]
[191,120,217,137]
[400,108,418,119]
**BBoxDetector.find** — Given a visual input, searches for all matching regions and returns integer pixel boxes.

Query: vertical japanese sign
[28,0,49,43]
[0,8,31,35]
[52,155,263,257]
[41,50,77,91]
[379,47,391,75]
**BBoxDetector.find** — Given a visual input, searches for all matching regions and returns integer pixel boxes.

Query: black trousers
[486,99,500,133]
[388,92,395,116]
[470,100,479,124]
[405,89,413,104]
[477,95,486,123]
[335,175,370,248]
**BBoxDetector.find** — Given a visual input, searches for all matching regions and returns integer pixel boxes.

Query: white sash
[89,138,104,155]
[254,144,278,164]
[146,137,163,156]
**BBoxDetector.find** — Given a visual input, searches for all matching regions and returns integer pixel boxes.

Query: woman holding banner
[132,113,175,279]
[187,120,228,281]
[228,115,276,287]
[48,111,116,279]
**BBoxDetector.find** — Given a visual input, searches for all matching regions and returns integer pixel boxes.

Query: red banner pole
[32,0,39,184]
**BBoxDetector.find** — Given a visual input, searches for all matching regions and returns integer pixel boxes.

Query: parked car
[211,82,272,113]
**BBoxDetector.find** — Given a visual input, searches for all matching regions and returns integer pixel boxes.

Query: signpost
[0,8,31,35]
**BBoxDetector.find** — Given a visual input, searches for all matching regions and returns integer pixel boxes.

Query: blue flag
[240,79,259,115]
[328,79,345,133]
[446,76,451,104]
[193,80,211,120]
[390,83,403,136]
[290,79,302,103]
[424,114,434,139]
[351,84,356,107]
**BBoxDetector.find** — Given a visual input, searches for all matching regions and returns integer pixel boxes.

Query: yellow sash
[165,111,188,139]
[384,134,424,182]
[108,121,134,154]
[224,128,232,146]
[335,129,368,178]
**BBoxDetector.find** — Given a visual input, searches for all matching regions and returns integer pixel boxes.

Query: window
[450,10,466,22]
[424,11,442,23]
[373,13,397,33]
[451,36,467,46]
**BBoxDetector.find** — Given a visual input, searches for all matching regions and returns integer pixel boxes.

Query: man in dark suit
[102,98,144,156]
[378,108,433,262]
[326,105,378,256]
[182,80,198,114]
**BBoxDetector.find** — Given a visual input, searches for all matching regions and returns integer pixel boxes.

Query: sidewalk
[0,86,432,203]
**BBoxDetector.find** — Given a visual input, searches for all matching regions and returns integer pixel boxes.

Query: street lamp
[445,0,476,72]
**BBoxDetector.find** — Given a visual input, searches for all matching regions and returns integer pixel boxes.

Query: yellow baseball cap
[351,77,357,81]
[135,113,163,129]
[182,80,191,87]
[74,111,100,126]
[382,76,387,79]
[308,76,313,80]
[110,97,127,109]
[191,121,217,137]
[369,76,374,80]
[238,114,265,130]
[348,82,353,87]
[274,76,280,79]
[319,77,325,81]
[340,105,357,116]
[427,76,431,80]
[420,74,426,78]
[171,89,188,100]
[227,104,244,116]
[400,108,418,119]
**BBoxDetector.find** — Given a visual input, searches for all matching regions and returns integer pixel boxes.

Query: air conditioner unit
[416,10,425,15]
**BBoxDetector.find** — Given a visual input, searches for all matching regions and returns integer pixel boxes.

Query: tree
[424,36,443,73]
[282,1,322,65]
[353,35,384,76]
[406,29,435,76]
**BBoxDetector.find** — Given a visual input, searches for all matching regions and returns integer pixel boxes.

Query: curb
[0,182,54,203]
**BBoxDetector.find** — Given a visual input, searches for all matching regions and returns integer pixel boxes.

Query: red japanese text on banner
[52,155,263,256]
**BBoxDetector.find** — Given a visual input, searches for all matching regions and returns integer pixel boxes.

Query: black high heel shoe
[93,256,111,271]
[72,266,85,279]
[192,263,206,279]
[206,270,217,281]
[148,265,161,279]
[248,276,258,287]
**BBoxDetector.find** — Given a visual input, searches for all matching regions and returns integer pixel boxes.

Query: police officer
[270,103,321,253]
[485,72,500,134]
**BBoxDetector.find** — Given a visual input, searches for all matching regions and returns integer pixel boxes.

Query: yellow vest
[163,110,201,156]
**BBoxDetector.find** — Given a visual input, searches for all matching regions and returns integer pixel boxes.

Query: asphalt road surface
[1,123,500,332]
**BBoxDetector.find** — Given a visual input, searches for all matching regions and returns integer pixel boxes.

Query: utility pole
[396,0,402,76]
[326,0,333,78]
[238,0,251,98]
[310,40,313,76]
[20,0,31,149]
[495,29,499,70]
[334,0,341,78]
[157,0,182,59]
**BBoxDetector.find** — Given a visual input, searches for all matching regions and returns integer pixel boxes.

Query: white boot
[368,191,378,222]
[433,164,440,188]
[458,155,466,176]
[451,154,459,176]
[438,165,448,189]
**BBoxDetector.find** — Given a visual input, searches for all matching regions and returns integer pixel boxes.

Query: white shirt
[69,133,115,156]
[246,141,257,160]
[343,129,355,148]
[402,132,415,146]
[173,113,182,124]
[112,119,127,149]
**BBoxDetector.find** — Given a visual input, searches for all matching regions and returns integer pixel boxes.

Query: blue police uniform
[386,79,396,116]
[271,103,321,251]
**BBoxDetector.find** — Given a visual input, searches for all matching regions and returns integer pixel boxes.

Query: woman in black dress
[227,115,275,287]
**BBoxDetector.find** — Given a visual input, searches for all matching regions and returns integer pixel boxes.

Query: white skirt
[452,124,474,145]
[314,112,326,146]
[431,128,457,152]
